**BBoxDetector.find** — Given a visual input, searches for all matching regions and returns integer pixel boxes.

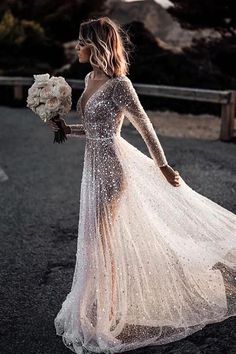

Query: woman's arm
[66,124,86,137]
[111,77,168,168]
[47,118,86,137]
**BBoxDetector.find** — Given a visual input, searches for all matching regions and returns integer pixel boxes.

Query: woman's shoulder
[84,71,130,82]
[112,75,133,93]
[114,74,130,82]
[111,75,135,101]
[84,71,129,80]
[112,75,131,89]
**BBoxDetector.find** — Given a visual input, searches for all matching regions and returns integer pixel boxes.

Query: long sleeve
[112,77,168,167]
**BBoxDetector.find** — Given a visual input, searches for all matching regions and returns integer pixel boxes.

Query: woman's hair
[79,16,133,77]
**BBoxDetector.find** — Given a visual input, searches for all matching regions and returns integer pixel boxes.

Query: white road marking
[0,167,8,182]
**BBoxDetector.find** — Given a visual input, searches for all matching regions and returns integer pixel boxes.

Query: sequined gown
[54,71,236,354]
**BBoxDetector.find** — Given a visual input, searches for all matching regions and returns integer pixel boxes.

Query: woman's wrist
[159,163,169,169]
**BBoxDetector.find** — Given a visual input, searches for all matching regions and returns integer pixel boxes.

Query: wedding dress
[54,71,236,354]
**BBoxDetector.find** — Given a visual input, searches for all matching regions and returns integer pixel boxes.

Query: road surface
[0,106,236,354]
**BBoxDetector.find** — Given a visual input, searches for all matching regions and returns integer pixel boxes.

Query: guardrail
[0,76,235,141]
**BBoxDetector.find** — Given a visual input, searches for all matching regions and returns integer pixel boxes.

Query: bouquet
[26,74,72,143]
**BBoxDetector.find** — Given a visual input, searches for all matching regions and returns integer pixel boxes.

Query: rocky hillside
[107,0,220,48]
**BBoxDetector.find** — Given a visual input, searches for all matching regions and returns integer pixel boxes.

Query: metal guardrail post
[220,91,236,141]
[14,84,23,100]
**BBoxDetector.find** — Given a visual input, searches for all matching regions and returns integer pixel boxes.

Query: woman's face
[75,36,91,63]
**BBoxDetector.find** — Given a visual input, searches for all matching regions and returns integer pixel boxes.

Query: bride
[47,16,236,354]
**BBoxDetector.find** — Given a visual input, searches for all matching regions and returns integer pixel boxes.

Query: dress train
[55,134,236,353]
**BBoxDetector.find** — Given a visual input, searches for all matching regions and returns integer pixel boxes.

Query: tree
[0,0,108,75]
[0,9,46,46]
[0,0,108,41]
[168,0,236,36]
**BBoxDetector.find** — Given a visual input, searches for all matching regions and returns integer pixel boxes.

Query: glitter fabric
[54,71,236,354]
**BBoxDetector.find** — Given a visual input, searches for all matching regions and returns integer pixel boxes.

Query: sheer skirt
[54,134,236,353]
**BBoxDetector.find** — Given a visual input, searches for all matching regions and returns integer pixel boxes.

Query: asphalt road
[0,106,236,354]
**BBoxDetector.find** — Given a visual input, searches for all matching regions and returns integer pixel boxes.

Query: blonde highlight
[79,17,133,77]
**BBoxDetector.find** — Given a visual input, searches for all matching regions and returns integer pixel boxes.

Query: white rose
[58,96,72,115]
[59,84,71,98]
[50,84,71,99]
[27,95,40,108]
[57,76,67,85]
[63,96,72,108]
[45,97,61,112]
[40,83,54,100]
[35,103,47,118]
[39,96,47,104]
[49,76,59,86]
[33,73,50,88]
[50,76,66,86]
[28,84,41,97]
[51,85,61,98]
[58,105,70,115]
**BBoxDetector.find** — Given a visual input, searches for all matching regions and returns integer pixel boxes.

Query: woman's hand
[46,116,71,134]
[159,164,181,187]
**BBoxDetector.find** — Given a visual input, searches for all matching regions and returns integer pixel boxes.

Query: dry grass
[129,110,224,140]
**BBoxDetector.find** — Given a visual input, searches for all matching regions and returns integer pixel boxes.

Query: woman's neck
[91,66,109,80]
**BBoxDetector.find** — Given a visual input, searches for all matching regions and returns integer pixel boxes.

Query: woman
[48,17,236,354]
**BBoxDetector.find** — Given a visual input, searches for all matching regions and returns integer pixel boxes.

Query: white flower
[40,83,54,100]
[33,73,50,88]
[35,104,47,119]
[34,73,50,81]
[59,84,71,98]
[50,84,61,98]
[51,83,71,99]
[28,84,41,97]
[58,103,71,115]
[50,76,66,86]
[38,96,47,104]
[49,76,58,86]
[27,74,72,122]
[27,95,40,108]
[45,97,61,112]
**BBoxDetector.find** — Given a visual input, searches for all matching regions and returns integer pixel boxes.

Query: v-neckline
[80,71,114,117]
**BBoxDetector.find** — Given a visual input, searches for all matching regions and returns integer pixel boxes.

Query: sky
[123,0,174,9]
